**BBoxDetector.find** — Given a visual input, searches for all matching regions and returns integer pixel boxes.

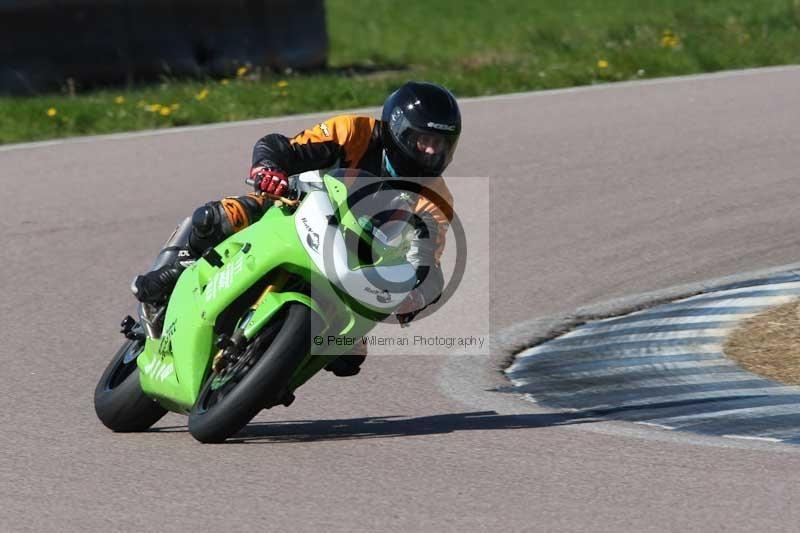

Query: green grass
[2,0,800,144]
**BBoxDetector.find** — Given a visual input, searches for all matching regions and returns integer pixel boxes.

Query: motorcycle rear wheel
[94,333,168,432]
[188,302,311,443]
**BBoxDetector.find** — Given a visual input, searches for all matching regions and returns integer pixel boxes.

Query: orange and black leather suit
[206,115,454,306]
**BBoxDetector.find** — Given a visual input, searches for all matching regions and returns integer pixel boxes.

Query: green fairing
[136,173,412,413]
[137,205,318,411]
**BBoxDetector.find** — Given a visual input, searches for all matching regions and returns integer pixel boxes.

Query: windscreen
[328,169,417,248]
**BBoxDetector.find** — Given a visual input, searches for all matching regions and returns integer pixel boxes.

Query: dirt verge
[724,299,800,385]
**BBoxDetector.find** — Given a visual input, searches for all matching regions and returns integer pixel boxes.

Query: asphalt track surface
[3,66,800,531]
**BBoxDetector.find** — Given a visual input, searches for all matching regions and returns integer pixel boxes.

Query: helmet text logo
[426,122,456,131]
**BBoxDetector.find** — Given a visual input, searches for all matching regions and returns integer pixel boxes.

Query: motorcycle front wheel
[188,302,312,443]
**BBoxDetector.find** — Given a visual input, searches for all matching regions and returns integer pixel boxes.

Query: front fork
[204,268,335,407]
[211,270,291,373]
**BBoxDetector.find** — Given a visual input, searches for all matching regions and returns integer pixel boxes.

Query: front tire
[188,303,311,443]
[94,333,167,432]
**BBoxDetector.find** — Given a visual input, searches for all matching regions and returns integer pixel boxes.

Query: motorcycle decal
[142,357,174,382]
[204,254,245,302]
[300,217,320,252]
[158,319,177,358]
[306,232,320,252]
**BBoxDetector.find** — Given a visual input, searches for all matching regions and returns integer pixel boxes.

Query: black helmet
[380,81,461,177]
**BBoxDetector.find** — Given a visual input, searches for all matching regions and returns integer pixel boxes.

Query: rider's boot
[131,203,230,305]
[325,341,367,377]
[130,217,195,305]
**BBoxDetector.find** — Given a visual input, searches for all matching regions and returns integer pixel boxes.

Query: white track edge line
[722,435,784,443]
[634,422,675,430]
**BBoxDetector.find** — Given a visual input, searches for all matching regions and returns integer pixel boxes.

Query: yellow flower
[660,30,681,48]
[146,104,163,113]
[660,36,681,48]
[597,59,609,69]
[159,107,172,117]
[236,66,248,77]
[277,80,289,88]
[46,107,58,117]
[114,96,125,105]
[195,89,209,101]
[220,79,230,86]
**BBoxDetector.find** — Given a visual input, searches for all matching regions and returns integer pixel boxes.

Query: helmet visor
[388,109,459,175]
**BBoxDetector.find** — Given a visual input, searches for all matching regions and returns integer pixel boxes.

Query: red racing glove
[251,166,289,196]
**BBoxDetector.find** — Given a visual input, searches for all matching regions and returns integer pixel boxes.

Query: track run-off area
[3,66,800,531]
[507,273,800,443]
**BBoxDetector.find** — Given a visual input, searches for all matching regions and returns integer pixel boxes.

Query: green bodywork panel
[136,175,401,413]
[137,205,318,412]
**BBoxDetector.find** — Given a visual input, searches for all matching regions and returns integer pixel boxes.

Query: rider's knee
[187,197,267,256]
[189,202,228,256]
[191,203,221,237]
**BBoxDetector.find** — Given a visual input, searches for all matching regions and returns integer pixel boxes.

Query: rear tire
[188,303,311,443]
[94,334,167,432]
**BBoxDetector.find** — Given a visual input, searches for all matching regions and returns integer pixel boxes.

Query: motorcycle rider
[131,81,461,376]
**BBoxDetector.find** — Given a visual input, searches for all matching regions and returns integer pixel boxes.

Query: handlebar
[244,176,299,207]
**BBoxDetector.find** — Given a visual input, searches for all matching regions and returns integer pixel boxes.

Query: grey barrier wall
[0,0,328,94]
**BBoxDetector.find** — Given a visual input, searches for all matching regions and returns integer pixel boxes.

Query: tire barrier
[506,273,800,444]
[0,0,328,94]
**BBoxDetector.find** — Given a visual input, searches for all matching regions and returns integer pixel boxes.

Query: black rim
[105,339,144,391]
[194,320,281,415]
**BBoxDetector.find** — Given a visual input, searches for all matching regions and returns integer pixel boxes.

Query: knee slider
[191,203,221,237]
[189,202,226,256]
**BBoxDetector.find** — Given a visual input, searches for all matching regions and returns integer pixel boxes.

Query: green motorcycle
[94,169,418,443]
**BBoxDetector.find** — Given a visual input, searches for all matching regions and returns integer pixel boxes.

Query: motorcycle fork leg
[211,270,289,373]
